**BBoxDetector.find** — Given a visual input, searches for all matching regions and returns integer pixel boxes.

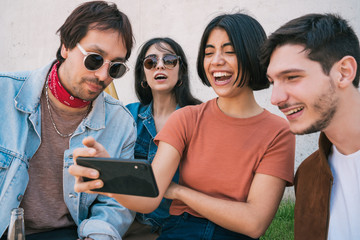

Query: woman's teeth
[155,74,167,80]
[213,72,231,78]
[213,72,231,81]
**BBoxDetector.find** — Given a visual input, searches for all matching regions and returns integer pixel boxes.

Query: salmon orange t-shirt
[155,98,295,218]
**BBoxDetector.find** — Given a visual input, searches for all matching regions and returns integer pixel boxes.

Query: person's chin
[82,92,100,102]
[87,95,100,102]
[290,123,320,135]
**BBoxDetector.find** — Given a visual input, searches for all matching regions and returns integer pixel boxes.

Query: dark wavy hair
[134,37,201,107]
[197,13,269,91]
[260,13,360,87]
[56,1,134,63]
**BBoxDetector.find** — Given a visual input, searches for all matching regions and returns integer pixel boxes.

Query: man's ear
[336,56,357,88]
[60,44,69,59]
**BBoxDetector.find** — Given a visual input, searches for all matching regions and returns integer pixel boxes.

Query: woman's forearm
[167,173,286,238]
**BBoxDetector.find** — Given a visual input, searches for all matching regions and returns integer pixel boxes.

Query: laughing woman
[70,13,295,240]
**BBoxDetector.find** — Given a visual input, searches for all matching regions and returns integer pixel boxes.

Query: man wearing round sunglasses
[0,1,136,240]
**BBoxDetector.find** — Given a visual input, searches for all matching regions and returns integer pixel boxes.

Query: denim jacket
[0,62,137,240]
[126,102,179,232]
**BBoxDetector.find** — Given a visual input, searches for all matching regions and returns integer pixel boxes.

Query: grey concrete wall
[1,0,359,197]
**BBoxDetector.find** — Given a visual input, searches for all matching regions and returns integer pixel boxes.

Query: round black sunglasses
[77,43,129,79]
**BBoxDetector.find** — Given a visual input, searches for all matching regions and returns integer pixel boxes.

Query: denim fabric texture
[0,61,137,240]
[157,213,259,240]
[126,102,180,232]
[25,226,78,240]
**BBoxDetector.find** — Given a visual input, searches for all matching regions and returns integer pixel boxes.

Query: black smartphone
[76,157,159,197]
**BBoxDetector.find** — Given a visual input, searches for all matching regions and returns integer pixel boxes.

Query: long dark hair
[134,37,201,107]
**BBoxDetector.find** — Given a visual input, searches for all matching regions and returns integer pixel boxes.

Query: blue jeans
[26,226,78,240]
[1,226,78,240]
[157,212,258,240]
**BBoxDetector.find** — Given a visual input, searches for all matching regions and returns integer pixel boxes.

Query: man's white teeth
[213,72,230,77]
[285,107,304,115]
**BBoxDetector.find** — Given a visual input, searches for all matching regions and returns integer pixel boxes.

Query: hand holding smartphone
[76,157,159,197]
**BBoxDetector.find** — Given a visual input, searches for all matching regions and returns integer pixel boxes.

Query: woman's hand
[68,136,112,196]
[164,182,182,200]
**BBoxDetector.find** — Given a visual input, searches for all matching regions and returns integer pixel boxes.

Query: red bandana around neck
[48,61,91,108]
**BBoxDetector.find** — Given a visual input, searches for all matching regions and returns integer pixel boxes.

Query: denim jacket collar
[83,93,106,131]
[14,61,106,131]
[138,101,180,120]
[15,62,51,114]
[137,101,180,138]
[138,101,154,120]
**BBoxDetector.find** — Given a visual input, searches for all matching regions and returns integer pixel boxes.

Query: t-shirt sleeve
[256,123,295,186]
[154,107,194,157]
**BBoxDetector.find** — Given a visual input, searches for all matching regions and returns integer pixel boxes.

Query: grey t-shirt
[20,90,88,234]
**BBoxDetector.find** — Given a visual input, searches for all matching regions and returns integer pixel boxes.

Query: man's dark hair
[134,37,201,107]
[56,1,134,63]
[260,13,360,87]
[197,13,269,91]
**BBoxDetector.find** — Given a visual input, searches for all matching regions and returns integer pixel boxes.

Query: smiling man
[0,1,136,240]
[260,13,360,240]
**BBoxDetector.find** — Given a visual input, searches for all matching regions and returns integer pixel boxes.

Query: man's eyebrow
[88,45,126,62]
[87,45,106,55]
[272,68,306,78]
[113,56,127,62]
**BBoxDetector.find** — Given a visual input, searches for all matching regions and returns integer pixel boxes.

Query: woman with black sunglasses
[124,37,201,239]
[70,13,295,240]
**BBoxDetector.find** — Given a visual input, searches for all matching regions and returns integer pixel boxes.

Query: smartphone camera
[134,164,146,170]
